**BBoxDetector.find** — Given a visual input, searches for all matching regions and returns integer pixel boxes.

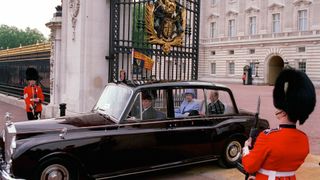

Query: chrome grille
[4,122,16,163]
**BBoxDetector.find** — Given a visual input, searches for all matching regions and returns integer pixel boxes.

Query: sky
[0,0,61,38]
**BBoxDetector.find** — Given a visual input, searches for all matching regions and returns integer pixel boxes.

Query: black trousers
[27,111,41,120]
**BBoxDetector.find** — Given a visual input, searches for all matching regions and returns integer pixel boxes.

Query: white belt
[258,168,295,180]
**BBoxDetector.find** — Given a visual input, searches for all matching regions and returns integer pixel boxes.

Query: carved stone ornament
[245,6,260,14]
[145,0,186,54]
[226,10,239,17]
[293,0,312,6]
[69,0,80,40]
[268,2,284,10]
[208,13,220,20]
[50,40,55,97]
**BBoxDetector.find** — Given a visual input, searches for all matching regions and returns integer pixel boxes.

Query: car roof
[123,80,230,91]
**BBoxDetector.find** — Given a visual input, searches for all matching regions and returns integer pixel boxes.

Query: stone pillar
[45,5,63,118]
[57,0,110,115]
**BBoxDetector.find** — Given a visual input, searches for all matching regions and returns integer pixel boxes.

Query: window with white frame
[298,46,306,52]
[211,0,217,6]
[210,62,216,74]
[272,13,280,33]
[298,61,306,73]
[249,16,256,35]
[210,22,216,38]
[298,10,307,31]
[250,62,256,76]
[228,19,236,37]
[228,62,235,74]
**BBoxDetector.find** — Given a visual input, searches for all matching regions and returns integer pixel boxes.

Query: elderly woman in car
[175,89,200,118]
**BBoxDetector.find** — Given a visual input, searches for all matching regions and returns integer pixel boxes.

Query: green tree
[0,24,46,49]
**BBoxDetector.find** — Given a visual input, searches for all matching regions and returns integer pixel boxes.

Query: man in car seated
[142,93,159,120]
[175,89,200,118]
[208,90,225,115]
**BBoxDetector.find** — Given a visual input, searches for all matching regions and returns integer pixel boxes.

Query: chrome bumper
[1,169,24,180]
[0,161,24,180]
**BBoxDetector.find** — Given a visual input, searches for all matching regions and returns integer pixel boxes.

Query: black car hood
[13,113,115,134]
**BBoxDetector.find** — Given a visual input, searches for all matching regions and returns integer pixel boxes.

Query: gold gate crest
[145,0,186,54]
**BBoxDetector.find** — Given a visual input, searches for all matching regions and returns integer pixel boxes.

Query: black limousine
[0,81,269,179]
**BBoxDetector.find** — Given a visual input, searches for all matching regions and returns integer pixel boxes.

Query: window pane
[228,19,236,37]
[127,93,142,121]
[152,89,167,120]
[298,10,307,31]
[205,90,235,115]
[229,62,235,74]
[174,88,204,117]
[211,63,216,74]
[210,22,216,38]
[272,13,280,33]
[250,62,256,76]
[298,47,306,52]
[249,16,256,35]
[212,0,217,6]
[298,61,306,73]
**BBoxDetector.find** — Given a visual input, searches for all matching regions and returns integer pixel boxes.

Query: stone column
[58,0,110,115]
[45,5,62,118]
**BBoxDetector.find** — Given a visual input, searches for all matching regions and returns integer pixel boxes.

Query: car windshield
[93,84,132,122]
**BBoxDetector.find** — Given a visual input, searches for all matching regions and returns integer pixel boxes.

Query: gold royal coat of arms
[145,0,186,54]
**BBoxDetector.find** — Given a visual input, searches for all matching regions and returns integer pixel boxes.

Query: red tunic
[23,85,44,112]
[242,125,309,180]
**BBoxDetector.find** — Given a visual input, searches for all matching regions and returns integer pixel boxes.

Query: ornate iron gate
[108,0,200,82]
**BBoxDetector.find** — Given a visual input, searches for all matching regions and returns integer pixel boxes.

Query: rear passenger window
[205,90,235,115]
[173,88,205,118]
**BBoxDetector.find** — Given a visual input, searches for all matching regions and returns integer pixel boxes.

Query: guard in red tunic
[242,69,316,180]
[24,68,44,120]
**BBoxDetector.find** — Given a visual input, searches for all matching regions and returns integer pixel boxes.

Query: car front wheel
[218,138,243,168]
[34,157,78,180]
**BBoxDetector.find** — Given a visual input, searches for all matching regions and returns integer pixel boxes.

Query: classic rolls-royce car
[0,81,269,180]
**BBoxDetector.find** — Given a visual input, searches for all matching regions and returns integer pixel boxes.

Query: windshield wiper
[98,108,105,112]
[102,113,110,120]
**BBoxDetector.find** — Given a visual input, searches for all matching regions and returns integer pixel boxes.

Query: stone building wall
[199,0,320,86]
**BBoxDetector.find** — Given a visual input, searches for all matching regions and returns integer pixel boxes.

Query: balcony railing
[201,30,320,43]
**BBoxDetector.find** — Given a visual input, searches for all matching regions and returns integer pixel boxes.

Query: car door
[160,88,216,162]
[93,89,175,177]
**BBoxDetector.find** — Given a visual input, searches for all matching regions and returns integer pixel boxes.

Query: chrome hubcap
[226,141,241,162]
[41,164,69,180]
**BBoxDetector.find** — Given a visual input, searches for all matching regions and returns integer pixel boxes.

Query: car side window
[127,93,142,121]
[173,88,205,118]
[152,89,167,120]
[126,89,167,122]
[205,89,235,116]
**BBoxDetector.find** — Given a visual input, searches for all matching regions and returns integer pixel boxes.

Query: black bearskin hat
[26,67,39,81]
[273,69,316,125]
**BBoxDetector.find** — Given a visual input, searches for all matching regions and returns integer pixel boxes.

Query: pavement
[0,83,320,179]
[0,100,27,128]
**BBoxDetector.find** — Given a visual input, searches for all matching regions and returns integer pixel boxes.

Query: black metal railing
[108,0,200,82]
[0,84,49,104]
[0,43,50,103]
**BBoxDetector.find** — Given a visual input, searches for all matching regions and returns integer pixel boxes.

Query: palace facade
[199,0,320,86]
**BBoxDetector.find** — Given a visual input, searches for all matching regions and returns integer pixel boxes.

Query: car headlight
[4,123,17,163]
